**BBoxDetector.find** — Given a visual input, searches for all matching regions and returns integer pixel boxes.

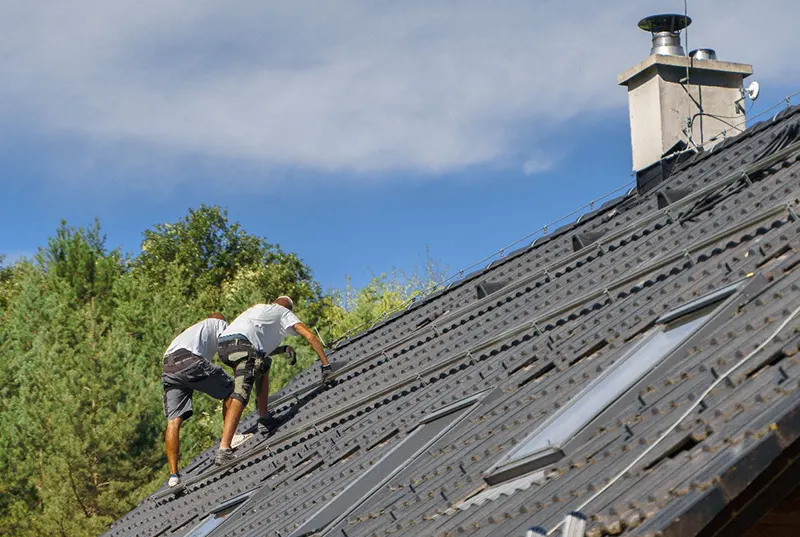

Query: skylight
[289,393,484,537]
[485,285,740,485]
[183,493,251,537]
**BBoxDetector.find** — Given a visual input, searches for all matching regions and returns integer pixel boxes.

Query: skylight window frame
[484,275,766,485]
[288,391,490,537]
[180,490,254,537]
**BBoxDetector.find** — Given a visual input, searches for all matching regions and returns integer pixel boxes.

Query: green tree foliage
[0,207,441,537]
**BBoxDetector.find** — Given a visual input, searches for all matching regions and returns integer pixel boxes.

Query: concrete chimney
[619,14,753,176]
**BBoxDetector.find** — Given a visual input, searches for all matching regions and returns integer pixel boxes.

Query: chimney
[618,14,753,190]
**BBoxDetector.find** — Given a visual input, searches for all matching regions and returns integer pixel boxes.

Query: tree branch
[66,462,91,518]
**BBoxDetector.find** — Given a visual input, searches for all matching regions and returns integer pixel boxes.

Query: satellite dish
[745,81,760,101]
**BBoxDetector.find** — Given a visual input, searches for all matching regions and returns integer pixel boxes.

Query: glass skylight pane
[184,498,247,537]
[289,405,472,537]
[498,307,714,467]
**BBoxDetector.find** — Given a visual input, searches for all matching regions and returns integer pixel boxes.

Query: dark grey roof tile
[104,107,800,537]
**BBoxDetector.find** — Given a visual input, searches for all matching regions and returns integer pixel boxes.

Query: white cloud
[0,0,798,180]
[523,151,560,176]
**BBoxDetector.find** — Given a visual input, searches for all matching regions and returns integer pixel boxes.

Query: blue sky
[1,1,799,292]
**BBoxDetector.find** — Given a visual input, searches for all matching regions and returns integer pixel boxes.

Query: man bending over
[215,296,330,465]
[162,313,233,489]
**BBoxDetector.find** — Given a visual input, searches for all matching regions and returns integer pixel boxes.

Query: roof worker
[162,313,232,490]
[215,296,330,466]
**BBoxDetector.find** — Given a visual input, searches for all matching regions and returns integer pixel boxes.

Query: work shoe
[215,448,236,466]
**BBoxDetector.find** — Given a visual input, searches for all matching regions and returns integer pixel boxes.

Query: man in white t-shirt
[161,313,233,489]
[215,296,330,465]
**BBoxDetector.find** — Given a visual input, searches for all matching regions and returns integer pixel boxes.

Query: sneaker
[168,474,183,491]
[215,448,236,466]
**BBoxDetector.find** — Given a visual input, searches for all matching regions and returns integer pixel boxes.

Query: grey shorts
[162,354,234,422]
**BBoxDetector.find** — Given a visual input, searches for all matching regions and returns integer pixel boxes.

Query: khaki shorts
[218,338,272,405]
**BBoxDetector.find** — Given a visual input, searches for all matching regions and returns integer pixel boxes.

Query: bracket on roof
[787,202,799,222]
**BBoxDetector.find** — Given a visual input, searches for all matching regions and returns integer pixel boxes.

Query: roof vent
[638,14,691,56]
[689,48,717,61]
[572,231,606,252]
[476,280,508,300]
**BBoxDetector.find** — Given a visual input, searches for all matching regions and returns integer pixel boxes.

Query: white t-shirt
[221,304,302,354]
[165,318,228,361]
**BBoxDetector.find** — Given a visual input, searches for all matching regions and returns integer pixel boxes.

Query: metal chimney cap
[638,14,692,34]
[689,48,717,61]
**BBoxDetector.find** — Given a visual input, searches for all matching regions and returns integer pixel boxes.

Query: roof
[104,105,800,537]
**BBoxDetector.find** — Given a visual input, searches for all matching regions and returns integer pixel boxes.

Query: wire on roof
[332,91,800,348]
[691,90,800,152]
[661,89,799,166]
[329,180,635,347]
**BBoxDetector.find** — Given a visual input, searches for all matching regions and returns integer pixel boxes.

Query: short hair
[274,296,294,311]
[208,312,226,321]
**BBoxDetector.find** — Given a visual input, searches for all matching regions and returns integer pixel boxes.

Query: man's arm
[292,323,329,366]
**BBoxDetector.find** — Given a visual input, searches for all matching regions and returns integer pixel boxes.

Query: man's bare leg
[165,417,183,475]
[219,399,245,450]
[257,368,270,418]
[222,396,233,422]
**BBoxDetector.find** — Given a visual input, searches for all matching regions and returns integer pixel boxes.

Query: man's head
[273,296,295,311]
[208,312,226,322]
